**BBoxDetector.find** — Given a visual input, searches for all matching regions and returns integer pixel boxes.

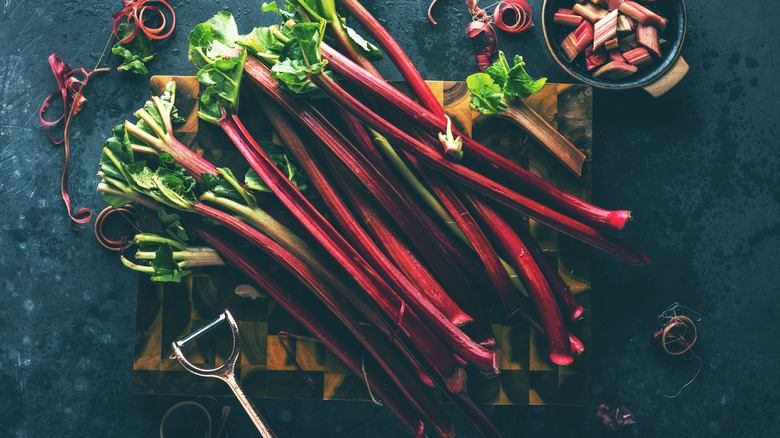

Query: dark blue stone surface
[1,1,777,436]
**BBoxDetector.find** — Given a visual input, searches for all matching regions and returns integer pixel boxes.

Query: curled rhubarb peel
[94,205,141,252]
[493,0,533,33]
[112,0,176,44]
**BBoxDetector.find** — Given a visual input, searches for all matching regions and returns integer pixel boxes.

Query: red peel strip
[427,0,439,25]
[39,53,107,229]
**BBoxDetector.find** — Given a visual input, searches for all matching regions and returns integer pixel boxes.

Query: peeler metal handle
[171,309,278,438]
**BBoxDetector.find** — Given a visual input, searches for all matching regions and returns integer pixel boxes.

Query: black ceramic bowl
[542,0,688,95]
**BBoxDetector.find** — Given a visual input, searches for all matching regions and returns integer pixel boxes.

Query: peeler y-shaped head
[171,309,278,438]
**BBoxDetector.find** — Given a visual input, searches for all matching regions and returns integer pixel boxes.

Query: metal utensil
[171,309,277,438]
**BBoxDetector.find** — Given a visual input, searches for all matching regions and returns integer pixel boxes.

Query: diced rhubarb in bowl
[542,0,688,91]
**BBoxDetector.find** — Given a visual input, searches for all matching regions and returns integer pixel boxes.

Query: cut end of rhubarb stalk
[444,366,468,393]
[569,334,586,356]
[606,209,632,230]
[569,305,585,321]
[550,352,575,366]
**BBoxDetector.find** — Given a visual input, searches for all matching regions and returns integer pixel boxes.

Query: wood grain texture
[132,76,593,406]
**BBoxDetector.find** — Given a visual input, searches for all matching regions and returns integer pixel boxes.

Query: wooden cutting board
[132,76,593,406]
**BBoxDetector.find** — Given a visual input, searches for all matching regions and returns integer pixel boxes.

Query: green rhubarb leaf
[467,73,508,116]
[188,11,247,124]
[483,52,546,100]
[112,22,157,75]
[238,26,286,59]
[150,242,189,282]
[200,172,246,204]
[100,125,134,181]
[344,25,383,62]
[262,1,299,20]
[156,206,195,244]
[503,55,546,100]
[270,58,322,94]
[290,20,327,73]
[243,142,309,193]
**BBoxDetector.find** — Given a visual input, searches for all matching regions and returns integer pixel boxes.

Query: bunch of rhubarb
[555,0,669,80]
[98,2,649,436]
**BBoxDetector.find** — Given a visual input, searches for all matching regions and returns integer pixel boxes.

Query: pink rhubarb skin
[318,44,633,233]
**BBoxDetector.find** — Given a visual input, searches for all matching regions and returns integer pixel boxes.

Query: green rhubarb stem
[198,191,332,281]
[134,247,225,267]
[132,233,188,251]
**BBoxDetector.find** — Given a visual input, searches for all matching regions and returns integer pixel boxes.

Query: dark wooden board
[132,76,593,406]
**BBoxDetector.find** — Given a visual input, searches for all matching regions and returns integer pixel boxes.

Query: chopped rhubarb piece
[605,37,619,51]
[607,0,624,10]
[619,0,668,31]
[573,2,608,22]
[618,32,639,51]
[637,23,661,57]
[622,47,653,67]
[616,15,634,33]
[608,49,627,63]
[593,9,619,50]
[561,20,594,62]
[591,0,610,6]
[585,46,608,70]
[554,10,584,27]
[592,60,638,79]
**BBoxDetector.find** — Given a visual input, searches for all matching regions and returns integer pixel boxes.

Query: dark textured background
[1,1,777,436]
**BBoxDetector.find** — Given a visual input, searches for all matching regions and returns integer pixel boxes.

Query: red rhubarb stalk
[572,2,608,23]
[317,44,632,232]
[507,216,584,321]
[337,0,446,118]
[554,9,584,26]
[328,3,622,230]
[461,190,573,365]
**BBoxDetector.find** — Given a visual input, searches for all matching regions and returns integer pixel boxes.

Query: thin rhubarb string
[112,0,175,43]
[277,331,320,390]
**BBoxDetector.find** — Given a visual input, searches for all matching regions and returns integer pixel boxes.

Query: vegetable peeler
[171,309,278,438]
